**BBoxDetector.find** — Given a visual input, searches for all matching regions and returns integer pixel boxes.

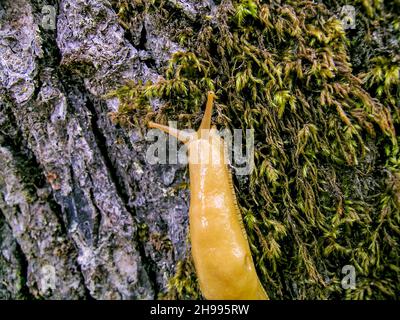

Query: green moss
[109,0,400,299]
[159,255,202,300]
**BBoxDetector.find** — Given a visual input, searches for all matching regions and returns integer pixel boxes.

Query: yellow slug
[148,92,268,300]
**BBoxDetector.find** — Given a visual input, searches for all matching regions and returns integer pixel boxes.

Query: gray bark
[0,0,213,299]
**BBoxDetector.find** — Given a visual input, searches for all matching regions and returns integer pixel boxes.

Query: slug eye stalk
[147,121,195,143]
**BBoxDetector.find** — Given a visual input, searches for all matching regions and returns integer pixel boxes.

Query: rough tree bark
[0,0,214,299]
[1,0,399,300]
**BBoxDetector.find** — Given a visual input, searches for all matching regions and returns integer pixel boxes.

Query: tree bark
[0,0,211,299]
[1,0,399,300]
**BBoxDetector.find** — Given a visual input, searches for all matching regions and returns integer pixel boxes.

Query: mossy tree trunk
[0,0,208,299]
[1,0,399,300]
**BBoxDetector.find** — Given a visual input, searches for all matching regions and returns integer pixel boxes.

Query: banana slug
[148,92,268,300]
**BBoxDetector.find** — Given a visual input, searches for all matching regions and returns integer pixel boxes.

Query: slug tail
[148,121,194,143]
[198,91,215,132]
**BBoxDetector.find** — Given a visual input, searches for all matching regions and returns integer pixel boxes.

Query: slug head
[148,91,216,143]
[148,91,224,166]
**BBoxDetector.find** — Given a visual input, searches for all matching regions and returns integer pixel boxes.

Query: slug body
[149,92,268,300]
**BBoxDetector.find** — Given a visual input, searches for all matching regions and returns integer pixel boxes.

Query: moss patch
[109,0,400,299]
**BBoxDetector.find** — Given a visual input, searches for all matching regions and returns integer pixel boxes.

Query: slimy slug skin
[148,92,268,300]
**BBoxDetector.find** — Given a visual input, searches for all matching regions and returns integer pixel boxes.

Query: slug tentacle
[148,121,195,143]
[198,91,215,132]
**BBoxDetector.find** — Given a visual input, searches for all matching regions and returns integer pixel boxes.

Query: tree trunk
[1,0,399,300]
[0,0,210,299]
